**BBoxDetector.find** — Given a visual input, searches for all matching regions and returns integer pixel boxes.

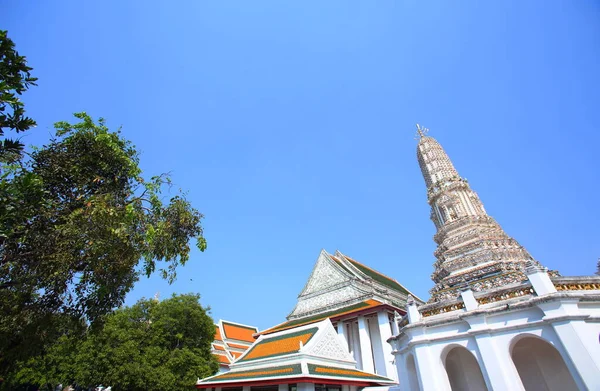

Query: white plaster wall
[392,297,600,391]
[577,301,600,316]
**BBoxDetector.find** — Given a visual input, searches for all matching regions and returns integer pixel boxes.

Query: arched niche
[444,346,488,391]
[405,353,420,391]
[511,335,578,391]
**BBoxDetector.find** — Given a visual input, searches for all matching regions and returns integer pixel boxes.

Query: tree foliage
[0,113,207,371]
[4,294,219,391]
[0,30,37,162]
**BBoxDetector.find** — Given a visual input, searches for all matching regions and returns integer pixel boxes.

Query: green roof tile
[307,364,395,383]
[345,257,408,295]
[200,364,302,383]
[238,327,318,362]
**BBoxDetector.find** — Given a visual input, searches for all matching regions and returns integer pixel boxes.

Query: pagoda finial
[415,123,429,139]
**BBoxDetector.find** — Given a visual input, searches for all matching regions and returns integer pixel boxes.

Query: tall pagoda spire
[416,126,541,302]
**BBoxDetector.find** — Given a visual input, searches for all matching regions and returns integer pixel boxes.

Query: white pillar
[395,353,410,391]
[377,311,397,380]
[406,295,421,323]
[337,320,350,353]
[552,320,599,390]
[242,386,250,391]
[279,384,289,391]
[460,288,478,311]
[350,321,362,368]
[414,345,450,391]
[474,333,525,390]
[538,299,600,390]
[358,315,375,373]
[525,262,557,296]
[392,312,400,335]
[369,315,385,375]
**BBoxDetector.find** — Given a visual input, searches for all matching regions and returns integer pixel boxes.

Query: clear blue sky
[2,1,599,331]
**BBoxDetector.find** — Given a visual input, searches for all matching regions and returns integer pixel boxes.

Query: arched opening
[444,346,488,391]
[511,336,578,391]
[405,354,419,391]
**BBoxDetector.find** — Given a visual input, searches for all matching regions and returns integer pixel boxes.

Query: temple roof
[340,254,410,295]
[283,250,419,324]
[222,321,258,343]
[196,363,395,386]
[239,327,319,362]
[198,319,396,388]
[213,319,259,369]
[260,299,384,335]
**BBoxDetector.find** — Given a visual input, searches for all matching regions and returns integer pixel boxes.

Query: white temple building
[199,251,416,391]
[199,125,600,391]
[389,126,600,391]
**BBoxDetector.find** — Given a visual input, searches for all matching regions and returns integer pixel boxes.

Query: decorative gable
[299,250,352,297]
[306,320,354,362]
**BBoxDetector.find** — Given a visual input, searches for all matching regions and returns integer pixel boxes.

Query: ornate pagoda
[388,125,600,391]
[415,124,544,302]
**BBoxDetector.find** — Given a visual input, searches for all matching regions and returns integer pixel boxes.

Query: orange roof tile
[213,344,226,351]
[240,327,318,362]
[214,325,223,342]
[222,322,258,343]
[216,353,231,364]
[230,351,243,358]
[226,342,251,350]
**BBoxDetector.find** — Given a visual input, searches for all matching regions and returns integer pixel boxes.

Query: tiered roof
[198,320,395,388]
[212,320,258,369]
[261,299,384,335]
[199,250,416,388]
[267,250,419,335]
[337,254,410,295]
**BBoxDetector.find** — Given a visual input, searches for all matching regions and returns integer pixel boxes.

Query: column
[358,315,375,373]
[394,353,410,391]
[279,384,289,391]
[538,299,600,390]
[350,321,362,368]
[413,345,450,391]
[406,295,421,323]
[474,333,525,390]
[525,263,557,296]
[369,315,385,375]
[377,311,397,380]
[336,320,350,353]
[459,288,478,311]
[243,386,250,391]
[392,312,400,335]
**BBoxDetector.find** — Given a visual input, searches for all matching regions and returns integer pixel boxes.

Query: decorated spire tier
[415,125,545,302]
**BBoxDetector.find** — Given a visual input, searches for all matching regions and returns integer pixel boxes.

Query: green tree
[0,113,207,372]
[5,294,219,391]
[0,30,37,163]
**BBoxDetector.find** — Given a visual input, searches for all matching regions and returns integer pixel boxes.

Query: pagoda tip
[415,123,429,139]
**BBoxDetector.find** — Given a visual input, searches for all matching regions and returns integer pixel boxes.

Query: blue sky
[2,1,599,331]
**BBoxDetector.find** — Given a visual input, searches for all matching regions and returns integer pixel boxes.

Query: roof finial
[415,123,429,139]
